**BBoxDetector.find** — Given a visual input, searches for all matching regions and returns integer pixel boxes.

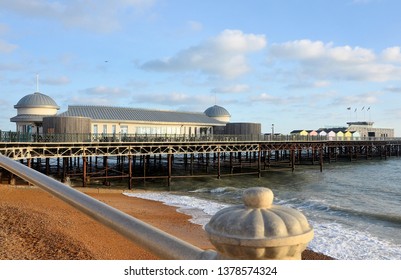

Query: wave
[124,191,401,260]
[189,186,241,194]
[123,191,230,222]
[310,222,401,260]
[277,197,401,226]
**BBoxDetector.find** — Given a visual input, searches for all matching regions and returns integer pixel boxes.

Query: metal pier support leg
[103,156,109,186]
[320,148,323,172]
[128,155,132,190]
[83,156,87,187]
[62,157,68,183]
[291,149,295,172]
[217,151,221,179]
[167,153,172,190]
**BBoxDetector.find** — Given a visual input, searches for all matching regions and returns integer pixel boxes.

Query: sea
[123,158,401,260]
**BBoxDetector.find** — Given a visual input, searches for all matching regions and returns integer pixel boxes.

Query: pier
[1,133,401,189]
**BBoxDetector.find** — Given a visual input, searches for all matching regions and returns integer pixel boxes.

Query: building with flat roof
[346,121,394,138]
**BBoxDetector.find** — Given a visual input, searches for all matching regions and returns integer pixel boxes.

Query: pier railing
[0,130,398,143]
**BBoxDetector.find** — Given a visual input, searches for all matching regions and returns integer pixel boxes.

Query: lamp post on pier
[271,124,274,140]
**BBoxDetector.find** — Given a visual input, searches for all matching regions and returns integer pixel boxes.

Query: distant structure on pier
[290,121,394,139]
[10,91,262,137]
[346,121,394,138]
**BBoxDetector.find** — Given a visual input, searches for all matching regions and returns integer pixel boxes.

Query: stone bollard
[205,187,314,260]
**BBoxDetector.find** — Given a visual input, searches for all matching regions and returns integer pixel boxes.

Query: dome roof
[204,105,231,118]
[14,92,60,109]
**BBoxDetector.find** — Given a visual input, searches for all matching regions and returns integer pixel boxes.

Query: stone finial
[205,187,314,260]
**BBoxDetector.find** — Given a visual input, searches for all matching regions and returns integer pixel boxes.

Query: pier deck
[1,138,401,189]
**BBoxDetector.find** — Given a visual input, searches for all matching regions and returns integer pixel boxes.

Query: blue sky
[1,0,401,135]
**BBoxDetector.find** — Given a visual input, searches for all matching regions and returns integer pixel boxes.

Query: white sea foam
[123,191,229,226]
[124,191,401,260]
[310,222,401,260]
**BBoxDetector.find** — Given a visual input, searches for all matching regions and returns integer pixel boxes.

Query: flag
[367,107,370,111]
[354,108,357,112]
[347,107,351,110]
[362,106,365,110]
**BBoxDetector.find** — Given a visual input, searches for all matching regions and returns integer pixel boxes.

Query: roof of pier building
[14,92,60,109]
[11,92,60,124]
[58,105,227,126]
[204,105,231,123]
[10,114,51,123]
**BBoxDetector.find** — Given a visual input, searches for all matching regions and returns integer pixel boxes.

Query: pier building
[10,91,60,135]
[11,90,242,138]
[52,105,228,137]
[346,121,394,138]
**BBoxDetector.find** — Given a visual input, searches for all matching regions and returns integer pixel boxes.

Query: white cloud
[333,91,382,106]
[83,86,130,97]
[381,47,401,63]
[211,29,267,53]
[250,93,303,105]
[68,96,110,106]
[0,40,18,53]
[271,39,375,63]
[211,84,250,93]
[271,40,327,60]
[269,39,401,82]
[1,0,156,33]
[141,29,267,79]
[313,80,331,87]
[328,45,375,63]
[287,80,331,89]
[251,93,279,102]
[132,92,213,106]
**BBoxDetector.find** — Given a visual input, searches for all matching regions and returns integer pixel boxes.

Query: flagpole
[362,106,365,120]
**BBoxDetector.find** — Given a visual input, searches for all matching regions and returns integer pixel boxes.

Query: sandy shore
[0,184,333,260]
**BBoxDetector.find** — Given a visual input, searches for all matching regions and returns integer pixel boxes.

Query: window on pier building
[120,126,128,135]
[103,124,107,135]
[93,124,98,136]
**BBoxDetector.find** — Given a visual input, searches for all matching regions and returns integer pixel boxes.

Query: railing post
[205,187,314,260]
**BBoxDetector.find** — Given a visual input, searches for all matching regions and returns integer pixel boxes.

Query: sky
[1,0,401,135]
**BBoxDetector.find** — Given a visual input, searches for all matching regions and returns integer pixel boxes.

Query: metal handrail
[0,154,217,260]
